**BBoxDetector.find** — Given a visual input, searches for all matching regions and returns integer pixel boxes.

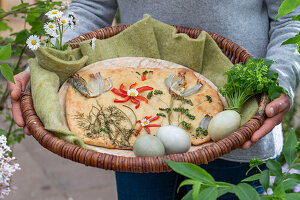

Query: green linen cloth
[29,58,88,148]
[34,47,88,85]
[31,14,258,149]
[80,15,160,65]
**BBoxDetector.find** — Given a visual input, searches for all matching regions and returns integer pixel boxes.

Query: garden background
[0,0,299,200]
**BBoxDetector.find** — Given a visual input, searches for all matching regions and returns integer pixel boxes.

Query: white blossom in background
[0,135,21,199]
[66,11,79,30]
[61,2,70,9]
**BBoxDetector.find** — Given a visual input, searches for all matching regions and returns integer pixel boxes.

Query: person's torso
[118,0,269,58]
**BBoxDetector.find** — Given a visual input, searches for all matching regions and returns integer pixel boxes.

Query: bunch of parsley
[219,58,286,113]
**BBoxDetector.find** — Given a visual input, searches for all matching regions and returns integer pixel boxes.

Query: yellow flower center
[130,92,135,96]
[49,24,54,28]
[52,11,57,14]
[143,121,149,126]
[31,40,37,45]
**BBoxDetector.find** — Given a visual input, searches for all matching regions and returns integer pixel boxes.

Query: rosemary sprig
[206,95,212,103]
[156,113,166,117]
[196,127,208,136]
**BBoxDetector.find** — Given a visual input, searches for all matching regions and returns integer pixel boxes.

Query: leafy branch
[165,129,300,200]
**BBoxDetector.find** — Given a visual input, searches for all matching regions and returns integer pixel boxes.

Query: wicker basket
[20,25,269,173]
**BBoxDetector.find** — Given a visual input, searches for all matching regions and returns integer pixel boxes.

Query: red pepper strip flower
[135,116,161,136]
[111,83,153,109]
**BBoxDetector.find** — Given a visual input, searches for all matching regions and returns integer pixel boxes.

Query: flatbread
[59,57,226,149]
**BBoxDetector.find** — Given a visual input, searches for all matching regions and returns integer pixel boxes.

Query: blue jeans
[115,159,267,200]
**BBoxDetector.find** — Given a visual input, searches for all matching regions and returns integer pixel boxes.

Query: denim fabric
[115,159,267,200]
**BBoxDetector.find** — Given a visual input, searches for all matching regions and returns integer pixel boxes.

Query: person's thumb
[265,94,290,118]
[7,71,30,101]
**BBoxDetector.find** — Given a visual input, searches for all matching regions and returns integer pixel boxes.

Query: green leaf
[273,182,285,196]
[0,44,11,60]
[286,173,300,180]
[0,21,11,31]
[259,170,270,191]
[283,193,300,200]
[11,3,29,11]
[241,173,261,182]
[282,35,300,45]
[217,188,232,198]
[192,182,201,200]
[291,163,300,170]
[0,129,7,136]
[261,58,274,68]
[282,178,300,191]
[198,187,218,200]
[164,159,215,184]
[275,0,300,20]
[266,160,282,178]
[268,85,284,101]
[177,179,198,193]
[283,129,297,165]
[233,183,260,200]
[0,64,15,84]
[11,30,30,45]
[292,14,300,21]
[182,190,193,200]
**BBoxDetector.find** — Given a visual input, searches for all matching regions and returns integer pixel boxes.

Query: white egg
[133,134,165,157]
[208,110,241,141]
[156,125,191,155]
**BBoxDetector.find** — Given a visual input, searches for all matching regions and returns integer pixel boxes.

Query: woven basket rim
[21,24,268,173]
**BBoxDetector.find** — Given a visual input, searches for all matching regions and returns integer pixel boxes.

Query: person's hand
[241,93,290,150]
[7,71,31,135]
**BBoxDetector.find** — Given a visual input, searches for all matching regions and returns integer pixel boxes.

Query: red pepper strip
[119,84,127,94]
[136,86,153,93]
[114,96,130,103]
[131,98,140,109]
[145,116,152,120]
[111,88,128,97]
[130,82,137,89]
[145,126,151,134]
[135,125,143,136]
[135,95,148,103]
[149,116,160,122]
[147,124,161,127]
[141,75,146,81]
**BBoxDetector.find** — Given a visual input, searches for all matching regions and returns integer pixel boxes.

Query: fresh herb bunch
[219,58,286,113]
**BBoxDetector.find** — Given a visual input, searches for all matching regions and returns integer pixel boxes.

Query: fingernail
[269,107,274,117]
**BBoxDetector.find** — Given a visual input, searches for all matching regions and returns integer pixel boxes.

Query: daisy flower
[45,10,63,20]
[26,35,41,51]
[90,37,96,50]
[59,16,70,27]
[44,22,57,33]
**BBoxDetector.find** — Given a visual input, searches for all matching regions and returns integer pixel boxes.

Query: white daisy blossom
[0,135,21,199]
[59,16,70,27]
[44,22,57,33]
[140,119,150,127]
[91,38,96,50]
[45,10,63,20]
[26,35,41,51]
